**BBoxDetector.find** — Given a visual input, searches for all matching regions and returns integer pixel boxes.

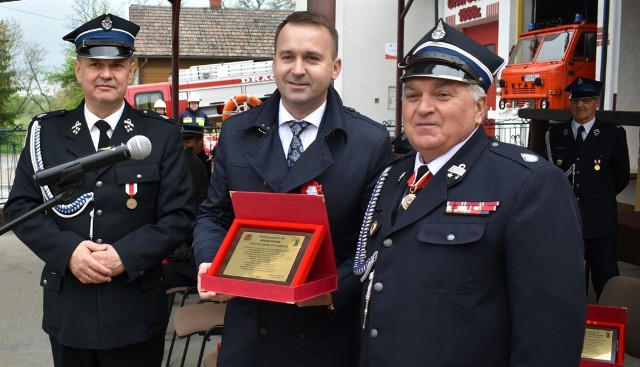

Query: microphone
[33,135,152,186]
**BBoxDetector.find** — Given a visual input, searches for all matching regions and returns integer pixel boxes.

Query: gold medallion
[126,197,137,209]
[401,193,416,210]
[594,164,600,171]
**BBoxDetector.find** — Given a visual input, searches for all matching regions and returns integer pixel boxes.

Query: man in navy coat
[355,19,587,367]
[5,14,195,367]
[193,11,393,367]
[546,77,630,299]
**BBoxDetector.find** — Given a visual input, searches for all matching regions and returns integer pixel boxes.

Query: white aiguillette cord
[353,165,391,329]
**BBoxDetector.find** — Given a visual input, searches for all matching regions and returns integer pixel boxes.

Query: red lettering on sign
[458,5,482,22]
[448,0,467,9]
[448,0,476,8]
[241,74,275,84]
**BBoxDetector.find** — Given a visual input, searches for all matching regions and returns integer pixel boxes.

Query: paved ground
[0,231,218,367]
[0,229,638,366]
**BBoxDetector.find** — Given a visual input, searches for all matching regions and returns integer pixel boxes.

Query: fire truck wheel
[222,94,262,121]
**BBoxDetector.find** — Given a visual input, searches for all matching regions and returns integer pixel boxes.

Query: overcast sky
[0,0,211,68]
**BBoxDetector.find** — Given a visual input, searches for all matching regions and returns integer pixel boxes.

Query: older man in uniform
[546,77,630,299]
[355,19,587,367]
[5,14,195,367]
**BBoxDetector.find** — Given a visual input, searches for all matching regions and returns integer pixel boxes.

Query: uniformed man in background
[356,19,587,367]
[5,13,195,367]
[546,77,630,299]
[179,93,209,127]
[182,123,212,179]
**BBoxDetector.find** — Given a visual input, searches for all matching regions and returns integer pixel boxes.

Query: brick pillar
[209,0,221,9]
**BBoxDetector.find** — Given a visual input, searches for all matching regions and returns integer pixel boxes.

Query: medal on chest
[400,167,432,210]
[125,183,138,209]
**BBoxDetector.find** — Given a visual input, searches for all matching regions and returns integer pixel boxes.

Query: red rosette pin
[301,180,323,196]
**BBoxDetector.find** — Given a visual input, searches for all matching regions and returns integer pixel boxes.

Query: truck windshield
[508,36,541,64]
[535,31,574,62]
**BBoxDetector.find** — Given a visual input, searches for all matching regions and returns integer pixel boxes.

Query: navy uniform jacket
[193,86,393,367]
[360,129,586,367]
[5,102,195,349]
[546,119,629,239]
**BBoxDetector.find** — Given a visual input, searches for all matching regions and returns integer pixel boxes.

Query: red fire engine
[125,60,276,121]
[497,21,597,111]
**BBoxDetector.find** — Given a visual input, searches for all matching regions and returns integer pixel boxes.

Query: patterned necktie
[95,120,111,150]
[286,120,309,167]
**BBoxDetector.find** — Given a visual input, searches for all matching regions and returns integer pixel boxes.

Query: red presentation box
[201,191,337,303]
[580,304,627,367]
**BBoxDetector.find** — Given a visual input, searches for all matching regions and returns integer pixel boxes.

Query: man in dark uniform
[356,19,586,367]
[546,77,630,299]
[163,124,209,289]
[193,11,393,367]
[4,14,195,367]
[182,123,212,179]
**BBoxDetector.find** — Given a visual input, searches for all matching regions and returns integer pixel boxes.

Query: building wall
[615,0,640,176]
[296,0,435,134]
[340,0,436,131]
[133,57,270,85]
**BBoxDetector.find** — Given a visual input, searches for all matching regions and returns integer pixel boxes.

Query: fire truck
[124,59,276,121]
[496,21,597,111]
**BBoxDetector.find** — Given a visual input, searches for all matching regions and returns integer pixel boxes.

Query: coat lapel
[385,128,489,234]
[93,103,138,178]
[109,105,138,145]
[63,106,95,159]
[388,160,447,233]
[243,87,346,193]
[244,122,291,192]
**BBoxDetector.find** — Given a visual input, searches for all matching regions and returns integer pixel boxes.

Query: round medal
[126,197,137,209]
[594,164,600,171]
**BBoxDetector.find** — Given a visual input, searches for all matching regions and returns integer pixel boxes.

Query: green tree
[0,20,18,126]
[49,0,115,110]
[49,46,84,111]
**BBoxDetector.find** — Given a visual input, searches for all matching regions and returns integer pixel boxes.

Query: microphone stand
[0,163,85,236]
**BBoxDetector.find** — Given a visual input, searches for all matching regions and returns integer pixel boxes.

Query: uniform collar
[571,117,596,136]
[84,102,125,131]
[251,85,348,139]
[413,126,479,175]
[278,100,327,128]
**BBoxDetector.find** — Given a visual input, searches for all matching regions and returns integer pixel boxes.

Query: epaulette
[344,106,357,113]
[135,109,178,125]
[392,132,413,155]
[32,110,68,121]
[342,106,389,135]
[487,139,547,171]
[392,150,415,163]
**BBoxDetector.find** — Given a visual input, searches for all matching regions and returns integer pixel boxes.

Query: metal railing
[0,126,27,203]
[483,118,531,148]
